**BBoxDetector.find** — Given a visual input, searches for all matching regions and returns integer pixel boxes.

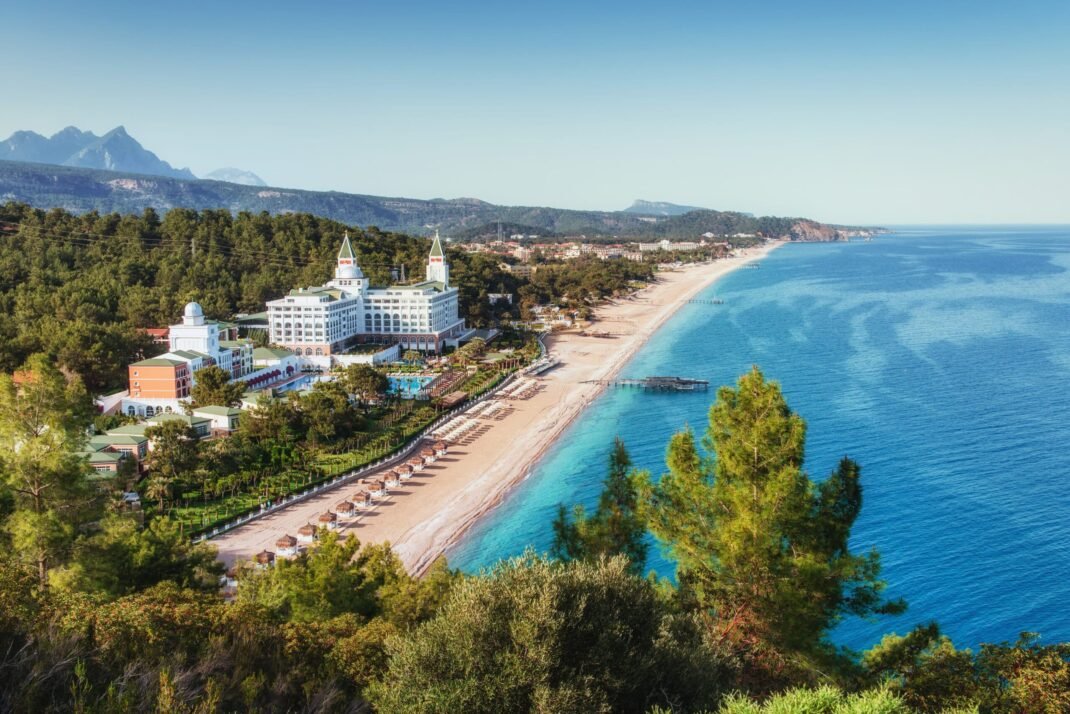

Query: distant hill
[450,222,562,241]
[623,199,709,216]
[203,167,267,186]
[0,159,876,241]
[0,125,196,180]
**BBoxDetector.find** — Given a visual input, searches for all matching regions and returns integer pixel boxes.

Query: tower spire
[338,231,355,261]
[426,229,448,286]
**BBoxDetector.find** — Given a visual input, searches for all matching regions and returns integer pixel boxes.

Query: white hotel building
[267,233,468,360]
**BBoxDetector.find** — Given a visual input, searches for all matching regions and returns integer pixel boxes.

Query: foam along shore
[210,241,783,572]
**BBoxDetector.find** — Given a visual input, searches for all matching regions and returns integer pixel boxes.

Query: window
[127,406,136,417]
[146,406,155,417]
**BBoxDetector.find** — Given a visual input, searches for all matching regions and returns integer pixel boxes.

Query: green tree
[551,436,648,574]
[367,553,729,713]
[299,380,360,451]
[714,685,913,714]
[53,515,223,598]
[145,420,201,512]
[238,530,394,622]
[189,365,245,407]
[0,354,97,584]
[637,367,904,679]
[339,364,389,408]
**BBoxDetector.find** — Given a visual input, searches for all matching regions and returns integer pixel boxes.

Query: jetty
[589,376,710,391]
[687,298,725,305]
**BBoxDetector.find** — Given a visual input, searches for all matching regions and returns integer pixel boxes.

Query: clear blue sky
[4,0,1068,224]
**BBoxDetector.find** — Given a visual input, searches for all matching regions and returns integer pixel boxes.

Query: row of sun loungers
[250,374,551,572]
[241,441,451,573]
[434,416,483,442]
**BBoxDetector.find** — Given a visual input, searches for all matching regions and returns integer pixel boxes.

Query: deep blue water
[449,227,1070,651]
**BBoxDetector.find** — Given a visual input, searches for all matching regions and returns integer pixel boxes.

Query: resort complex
[123,302,292,417]
[266,232,468,364]
[119,233,469,417]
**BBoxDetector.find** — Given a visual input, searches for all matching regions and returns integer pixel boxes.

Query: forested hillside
[0,160,873,240]
[0,202,654,393]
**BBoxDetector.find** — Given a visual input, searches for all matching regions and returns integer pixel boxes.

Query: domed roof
[183,301,204,318]
[335,263,364,280]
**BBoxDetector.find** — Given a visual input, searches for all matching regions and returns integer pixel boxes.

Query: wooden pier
[687,298,725,305]
[589,376,710,391]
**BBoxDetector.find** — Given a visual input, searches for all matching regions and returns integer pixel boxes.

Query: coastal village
[72,227,768,590]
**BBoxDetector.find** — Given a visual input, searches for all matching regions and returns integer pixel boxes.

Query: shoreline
[210,241,783,573]
[412,240,783,574]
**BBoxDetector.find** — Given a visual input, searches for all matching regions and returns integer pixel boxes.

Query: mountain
[0,126,98,164]
[0,159,877,241]
[0,125,195,180]
[622,199,709,216]
[203,168,267,186]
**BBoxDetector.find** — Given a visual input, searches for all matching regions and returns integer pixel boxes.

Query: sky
[3,0,1069,224]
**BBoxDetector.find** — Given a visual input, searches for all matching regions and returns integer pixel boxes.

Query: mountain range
[0,159,874,241]
[1,126,197,180]
[202,167,267,186]
[0,126,266,186]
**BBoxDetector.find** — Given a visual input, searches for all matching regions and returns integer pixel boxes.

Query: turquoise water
[388,375,433,398]
[449,227,1070,651]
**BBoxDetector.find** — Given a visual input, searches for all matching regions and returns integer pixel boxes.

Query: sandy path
[211,242,782,571]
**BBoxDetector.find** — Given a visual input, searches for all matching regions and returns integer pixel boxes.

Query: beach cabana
[434,440,449,456]
[407,457,426,473]
[366,480,385,497]
[336,500,356,516]
[318,511,339,529]
[419,447,437,464]
[383,470,401,488]
[254,550,276,568]
[276,534,298,556]
[297,522,318,542]
[352,490,372,508]
[223,567,239,589]
[396,463,414,480]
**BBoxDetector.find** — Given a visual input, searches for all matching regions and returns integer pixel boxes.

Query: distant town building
[499,262,538,278]
[637,239,705,252]
[488,293,513,305]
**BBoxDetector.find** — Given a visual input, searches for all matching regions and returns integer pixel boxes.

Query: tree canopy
[551,436,648,574]
[189,364,245,407]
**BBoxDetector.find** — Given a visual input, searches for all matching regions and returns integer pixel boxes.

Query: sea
[448,227,1070,651]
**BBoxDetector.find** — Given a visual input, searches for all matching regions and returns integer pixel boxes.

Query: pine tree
[0,354,97,584]
[551,437,648,574]
[637,366,904,671]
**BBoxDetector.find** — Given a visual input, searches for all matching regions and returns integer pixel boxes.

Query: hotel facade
[267,233,468,361]
[123,302,286,417]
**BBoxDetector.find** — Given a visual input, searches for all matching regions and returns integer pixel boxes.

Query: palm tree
[145,475,172,514]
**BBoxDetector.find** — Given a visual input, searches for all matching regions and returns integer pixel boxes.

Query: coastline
[409,240,783,574]
[210,241,783,573]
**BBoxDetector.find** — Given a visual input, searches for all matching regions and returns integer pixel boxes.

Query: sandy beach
[212,241,782,572]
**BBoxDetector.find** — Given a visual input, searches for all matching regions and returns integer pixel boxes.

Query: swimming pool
[388,374,434,398]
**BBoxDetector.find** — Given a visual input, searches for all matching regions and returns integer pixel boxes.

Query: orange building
[128,358,191,400]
